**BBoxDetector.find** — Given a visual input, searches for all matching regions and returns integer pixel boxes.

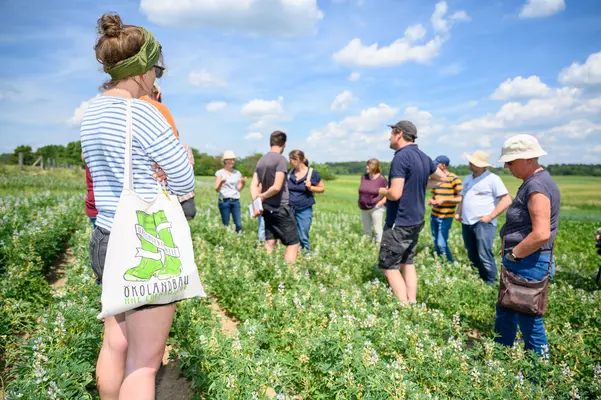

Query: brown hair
[289,149,309,167]
[366,158,381,174]
[94,13,159,90]
[270,130,287,147]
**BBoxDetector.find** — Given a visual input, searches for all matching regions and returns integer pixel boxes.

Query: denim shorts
[378,222,425,269]
[180,197,197,220]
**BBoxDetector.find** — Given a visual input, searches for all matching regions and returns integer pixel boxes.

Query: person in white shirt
[215,150,246,232]
[455,150,512,284]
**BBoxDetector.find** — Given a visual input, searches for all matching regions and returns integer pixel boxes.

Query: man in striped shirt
[428,155,462,263]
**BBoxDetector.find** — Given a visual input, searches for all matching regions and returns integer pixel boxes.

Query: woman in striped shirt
[81,13,195,399]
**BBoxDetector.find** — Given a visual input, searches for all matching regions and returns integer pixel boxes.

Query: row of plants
[0,193,84,382]
[167,189,601,399]
[3,224,102,399]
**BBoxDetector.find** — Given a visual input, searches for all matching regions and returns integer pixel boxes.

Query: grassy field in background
[198,174,601,221]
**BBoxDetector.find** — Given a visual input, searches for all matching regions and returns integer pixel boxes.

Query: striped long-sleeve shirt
[80,96,195,231]
[431,172,463,218]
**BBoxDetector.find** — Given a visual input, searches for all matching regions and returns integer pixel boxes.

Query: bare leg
[97,314,128,400]
[264,239,276,255]
[119,303,176,400]
[401,264,418,302]
[382,269,408,304]
[284,243,300,263]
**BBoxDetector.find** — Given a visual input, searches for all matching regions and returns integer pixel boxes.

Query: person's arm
[374,179,387,207]
[427,168,447,188]
[215,173,226,193]
[378,178,404,201]
[237,175,247,192]
[307,180,325,194]
[479,194,512,223]
[145,128,195,196]
[454,198,464,222]
[260,171,286,200]
[250,172,261,200]
[510,193,551,259]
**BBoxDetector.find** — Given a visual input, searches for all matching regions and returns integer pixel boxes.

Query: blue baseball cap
[434,155,450,166]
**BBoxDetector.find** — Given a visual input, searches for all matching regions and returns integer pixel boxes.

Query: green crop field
[1,166,600,399]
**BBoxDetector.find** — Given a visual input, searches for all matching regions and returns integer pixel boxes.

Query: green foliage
[326,161,601,177]
[310,162,337,181]
[1,170,601,399]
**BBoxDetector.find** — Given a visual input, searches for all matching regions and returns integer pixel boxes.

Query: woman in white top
[215,150,246,232]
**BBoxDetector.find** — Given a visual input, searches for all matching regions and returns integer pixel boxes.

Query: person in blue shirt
[377,121,446,305]
[288,149,325,255]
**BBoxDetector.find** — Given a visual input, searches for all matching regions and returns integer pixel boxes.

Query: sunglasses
[506,161,513,166]
[154,65,165,79]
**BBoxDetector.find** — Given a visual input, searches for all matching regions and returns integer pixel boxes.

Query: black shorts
[378,222,424,269]
[263,204,300,246]
[180,197,197,220]
[89,226,175,311]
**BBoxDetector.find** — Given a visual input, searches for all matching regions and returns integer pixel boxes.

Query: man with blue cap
[427,155,463,263]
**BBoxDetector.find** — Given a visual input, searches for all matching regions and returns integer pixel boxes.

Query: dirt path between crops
[47,246,73,290]
[155,296,239,399]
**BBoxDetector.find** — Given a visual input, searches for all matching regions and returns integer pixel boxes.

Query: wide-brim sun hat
[463,150,493,168]
[498,134,547,163]
[223,150,236,160]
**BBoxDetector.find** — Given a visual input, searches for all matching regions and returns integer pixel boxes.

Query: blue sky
[1,0,601,166]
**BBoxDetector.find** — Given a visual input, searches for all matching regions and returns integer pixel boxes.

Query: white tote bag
[98,100,206,319]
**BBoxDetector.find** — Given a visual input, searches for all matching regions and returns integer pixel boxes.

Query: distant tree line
[325,161,601,177]
[0,142,338,180]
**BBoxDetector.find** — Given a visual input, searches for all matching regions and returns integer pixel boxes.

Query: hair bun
[98,13,123,38]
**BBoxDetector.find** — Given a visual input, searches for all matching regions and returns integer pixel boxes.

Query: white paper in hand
[248,197,263,218]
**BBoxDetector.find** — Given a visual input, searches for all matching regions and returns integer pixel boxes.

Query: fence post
[18,152,23,171]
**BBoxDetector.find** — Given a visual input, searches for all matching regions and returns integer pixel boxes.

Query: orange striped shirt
[431,172,462,218]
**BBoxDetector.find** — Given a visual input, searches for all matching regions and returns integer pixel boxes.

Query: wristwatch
[507,250,522,262]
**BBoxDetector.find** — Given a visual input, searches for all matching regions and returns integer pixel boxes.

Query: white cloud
[432,1,471,34]
[519,0,565,19]
[241,97,286,132]
[188,69,227,88]
[403,106,443,138]
[332,1,469,68]
[558,51,601,87]
[330,90,356,112]
[140,0,324,37]
[547,119,601,139]
[241,97,284,118]
[491,75,552,100]
[244,132,263,140]
[205,101,227,112]
[66,97,97,127]
[348,71,361,82]
[593,145,601,153]
[307,103,399,145]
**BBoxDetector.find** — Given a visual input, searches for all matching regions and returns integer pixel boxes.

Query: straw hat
[222,150,237,160]
[498,134,547,163]
[463,150,493,168]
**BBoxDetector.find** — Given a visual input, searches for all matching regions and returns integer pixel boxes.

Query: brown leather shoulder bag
[497,239,554,317]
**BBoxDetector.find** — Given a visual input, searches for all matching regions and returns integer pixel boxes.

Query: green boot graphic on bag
[124,211,164,281]
[154,210,182,280]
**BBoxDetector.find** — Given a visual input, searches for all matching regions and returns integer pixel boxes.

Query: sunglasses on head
[154,65,165,79]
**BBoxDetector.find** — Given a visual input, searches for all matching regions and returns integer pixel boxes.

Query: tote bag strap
[123,99,134,192]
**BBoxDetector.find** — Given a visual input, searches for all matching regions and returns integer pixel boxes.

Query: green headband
[106,28,162,80]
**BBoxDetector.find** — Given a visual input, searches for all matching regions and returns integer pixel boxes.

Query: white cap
[222,150,236,160]
[463,150,493,168]
[498,134,547,163]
